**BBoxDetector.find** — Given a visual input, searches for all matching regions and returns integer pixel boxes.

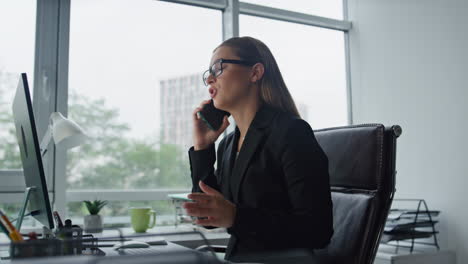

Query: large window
[240,15,348,128]
[0,0,350,229]
[0,0,36,171]
[68,0,221,190]
[0,0,37,231]
[67,0,222,225]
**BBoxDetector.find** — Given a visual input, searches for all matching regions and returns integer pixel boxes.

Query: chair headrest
[314,124,386,191]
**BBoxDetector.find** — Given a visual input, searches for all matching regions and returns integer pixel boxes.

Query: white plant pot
[84,215,103,233]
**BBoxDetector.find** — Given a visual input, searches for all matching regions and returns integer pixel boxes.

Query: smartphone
[167,193,194,202]
[198,100,230,131]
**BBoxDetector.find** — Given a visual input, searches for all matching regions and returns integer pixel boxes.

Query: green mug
[130,207,156,233]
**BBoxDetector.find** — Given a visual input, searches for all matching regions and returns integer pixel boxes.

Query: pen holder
[55,225,84,255]
[8,226,92,259]
[10,238,62,259]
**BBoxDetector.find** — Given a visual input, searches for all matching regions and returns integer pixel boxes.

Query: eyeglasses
[202,59,257,86]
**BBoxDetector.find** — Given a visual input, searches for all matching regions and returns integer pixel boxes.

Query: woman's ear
[251,63,265,83]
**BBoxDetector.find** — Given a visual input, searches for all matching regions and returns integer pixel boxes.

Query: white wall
[347,0,468,263]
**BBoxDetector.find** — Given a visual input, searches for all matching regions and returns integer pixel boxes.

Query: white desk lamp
[39,112,87,156]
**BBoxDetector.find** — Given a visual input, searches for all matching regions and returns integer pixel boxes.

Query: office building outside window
[160,74,208,151]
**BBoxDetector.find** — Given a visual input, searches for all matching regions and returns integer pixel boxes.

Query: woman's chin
[213,99,226,110]
[215,102,230,113]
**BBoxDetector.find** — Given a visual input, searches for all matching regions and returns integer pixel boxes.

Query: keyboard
[96,237,168,248]
[114,247,164,255]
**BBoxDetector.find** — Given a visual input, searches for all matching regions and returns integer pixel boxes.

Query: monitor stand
[16,186,36,231]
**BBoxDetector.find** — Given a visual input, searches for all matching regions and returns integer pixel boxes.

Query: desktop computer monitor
[12,73,54,230]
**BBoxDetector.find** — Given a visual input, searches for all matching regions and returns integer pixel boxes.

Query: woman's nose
[207,74,216,85]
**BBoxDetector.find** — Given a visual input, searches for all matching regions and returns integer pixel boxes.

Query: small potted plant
[83,200,107,233]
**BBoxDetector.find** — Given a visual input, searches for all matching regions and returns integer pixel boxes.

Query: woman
[184,36,333,262]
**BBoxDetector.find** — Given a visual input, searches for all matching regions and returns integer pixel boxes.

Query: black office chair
[198,124,402,264]
[313,124,402,264]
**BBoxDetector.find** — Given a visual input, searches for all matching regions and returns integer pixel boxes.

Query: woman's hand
[183,181,237,228]
[193,100,230,150]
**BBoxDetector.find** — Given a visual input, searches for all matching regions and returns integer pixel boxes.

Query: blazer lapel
[230,104,279,203]
[231,128,264,203]
[228,129,239,173]
[221,135,236,202]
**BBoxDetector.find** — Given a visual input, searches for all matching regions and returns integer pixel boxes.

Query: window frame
[0,170,24,192]
[1,0,353,220]
[0,0,70,214]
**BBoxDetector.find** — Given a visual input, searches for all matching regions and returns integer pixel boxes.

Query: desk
[0,225,230,251]
[2,242,224,264]
[0,226,228,264]
[93,225,230,249]
[0,227,333,264]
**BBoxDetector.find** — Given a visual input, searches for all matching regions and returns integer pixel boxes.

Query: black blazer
[188,104,333,262]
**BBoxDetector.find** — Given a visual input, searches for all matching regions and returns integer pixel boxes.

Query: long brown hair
[217,36,300,118]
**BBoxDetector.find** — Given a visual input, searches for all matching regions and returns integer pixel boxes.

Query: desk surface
[94,225,230,249]
[0,226,230,263]
[2,241,224,264]
[99,241,192,256]
[0,225,230,249]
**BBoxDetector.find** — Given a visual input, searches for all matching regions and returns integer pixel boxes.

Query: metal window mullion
[0,170,22,177]
[34,0,60,194]
[222,0,239,40]
[66,189,191,202]
[0,170,25,192]
[54,0,71,217]
[0,192,54,204]
[33,0,71,215]
[343,0,353,124]
[158,0,227,10]
[239,2,351,31]
[221,0,239,136]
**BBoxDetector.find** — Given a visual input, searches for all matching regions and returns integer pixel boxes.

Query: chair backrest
[314,124,401,264]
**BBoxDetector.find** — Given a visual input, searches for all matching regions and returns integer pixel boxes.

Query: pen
[53,211,64,228]
[0,210,23,242]
[0,220,11,241]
